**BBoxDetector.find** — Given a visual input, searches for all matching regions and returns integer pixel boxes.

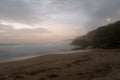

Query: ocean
[0,41,73,62]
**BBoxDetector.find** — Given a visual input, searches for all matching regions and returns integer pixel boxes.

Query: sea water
[0,41,73,62]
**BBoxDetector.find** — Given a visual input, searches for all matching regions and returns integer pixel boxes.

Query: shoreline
[0,54,46,63]
[0,49,120,63]
[0,49,101,63]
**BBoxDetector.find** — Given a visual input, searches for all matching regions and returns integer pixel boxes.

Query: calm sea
[0,41,73,62]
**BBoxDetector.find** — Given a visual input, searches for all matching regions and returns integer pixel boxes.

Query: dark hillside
[71,21,120,49]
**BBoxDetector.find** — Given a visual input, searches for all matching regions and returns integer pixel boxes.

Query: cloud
[0,0,120,38]
[83,0,120,29]
[0,0,120,26]
[0,0,37,24]
[0,24,49,34]
[0,24,13,31]
[28,0,120,30]
[0,23,51,43]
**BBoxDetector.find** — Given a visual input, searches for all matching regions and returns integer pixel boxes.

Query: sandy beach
[0,50,120,80]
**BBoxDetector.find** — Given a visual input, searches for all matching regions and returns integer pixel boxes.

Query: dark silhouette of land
[71,21,120,49]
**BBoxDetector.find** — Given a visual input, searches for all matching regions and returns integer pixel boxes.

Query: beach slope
[0,50,120,80]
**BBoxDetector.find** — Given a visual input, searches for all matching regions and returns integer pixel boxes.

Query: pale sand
[0,50,120,80]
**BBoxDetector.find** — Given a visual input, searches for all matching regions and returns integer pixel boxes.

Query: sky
[0,0,120,43]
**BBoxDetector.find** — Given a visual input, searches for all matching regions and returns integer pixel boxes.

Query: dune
[0,49,120,80]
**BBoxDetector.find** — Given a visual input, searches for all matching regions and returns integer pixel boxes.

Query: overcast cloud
[0,0,120,42]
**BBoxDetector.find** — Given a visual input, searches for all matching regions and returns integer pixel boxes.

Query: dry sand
[0,50,120,80]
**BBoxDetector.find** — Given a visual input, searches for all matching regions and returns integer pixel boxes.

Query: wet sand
[0,50,120,80]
